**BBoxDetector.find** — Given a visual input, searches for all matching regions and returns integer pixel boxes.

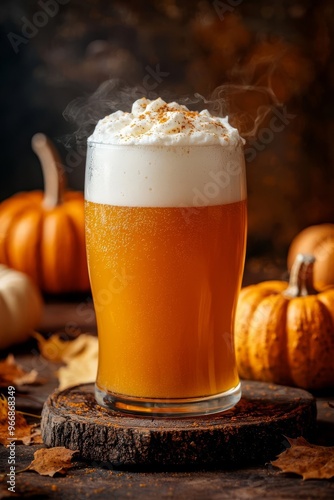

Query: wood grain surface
[41,381,316,467]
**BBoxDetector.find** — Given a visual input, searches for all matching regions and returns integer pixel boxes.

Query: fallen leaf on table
[23,447,78,477]
[57,336,98,390]
[0,355,39,387]
[0,395,41,446]
[34,332,97,364]
[271,436,334,480]
[33,332,98,390]
[22,427,43,445]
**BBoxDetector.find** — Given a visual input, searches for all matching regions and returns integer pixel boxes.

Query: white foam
[88,97,242,146]
[85,144,246,207]
[85,98,246,207]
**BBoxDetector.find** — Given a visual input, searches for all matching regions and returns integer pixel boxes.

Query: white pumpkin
[0,265,43,350]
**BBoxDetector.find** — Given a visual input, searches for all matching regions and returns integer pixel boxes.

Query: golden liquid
[85,199,247,399]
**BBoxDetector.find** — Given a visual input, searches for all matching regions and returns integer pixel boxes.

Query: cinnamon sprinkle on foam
[89,97,243,146]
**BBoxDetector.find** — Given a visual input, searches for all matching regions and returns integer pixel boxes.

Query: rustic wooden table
[1,260,334,499]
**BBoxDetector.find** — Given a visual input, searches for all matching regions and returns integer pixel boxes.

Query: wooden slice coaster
[41,381,316,468]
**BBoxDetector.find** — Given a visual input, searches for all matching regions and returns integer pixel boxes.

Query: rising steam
[62,78,282,148]
[194,84,281,138]
[62,79,132,148]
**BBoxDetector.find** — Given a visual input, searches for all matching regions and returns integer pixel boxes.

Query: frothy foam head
[88,97,243,146]
[85,98,246,207]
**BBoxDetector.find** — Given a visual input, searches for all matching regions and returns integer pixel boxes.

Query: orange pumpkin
[0,134,90,293]
[235,254,334,390]
[288,224,334,290]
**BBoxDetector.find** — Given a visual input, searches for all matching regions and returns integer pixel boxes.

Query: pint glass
[85,137,246,416]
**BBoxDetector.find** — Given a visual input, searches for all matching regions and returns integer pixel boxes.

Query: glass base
[95,383,241,418]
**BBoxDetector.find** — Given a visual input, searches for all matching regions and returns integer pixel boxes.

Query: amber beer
[85,129,246,416]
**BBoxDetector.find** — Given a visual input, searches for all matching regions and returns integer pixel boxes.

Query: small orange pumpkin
[0,134,89,293]
[235,254,334,390]
[288,224,334,290]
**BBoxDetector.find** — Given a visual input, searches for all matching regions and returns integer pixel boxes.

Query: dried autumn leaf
[57,337,98,390]
[271,436,334,480]
[21,427,43,446]
[0,354,39,387]
[0,396,40,446]
[25,447,78,477]
[34,332,97,364]
[33,332,98,390]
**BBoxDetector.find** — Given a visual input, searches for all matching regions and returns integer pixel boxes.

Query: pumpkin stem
[31,133,66,209]
[283,253,318,298]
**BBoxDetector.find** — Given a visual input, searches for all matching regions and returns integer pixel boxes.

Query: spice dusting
[89,97,242,146]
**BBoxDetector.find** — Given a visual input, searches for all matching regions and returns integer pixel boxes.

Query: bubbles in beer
[86,200,246,397]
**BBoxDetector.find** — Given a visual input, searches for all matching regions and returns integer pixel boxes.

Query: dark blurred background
[1,0,334,256]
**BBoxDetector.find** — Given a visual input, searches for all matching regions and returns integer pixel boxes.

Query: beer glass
[85,141,247,417]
